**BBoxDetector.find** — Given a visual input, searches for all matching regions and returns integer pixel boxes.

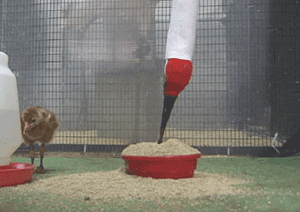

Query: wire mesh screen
[3,0,295,153]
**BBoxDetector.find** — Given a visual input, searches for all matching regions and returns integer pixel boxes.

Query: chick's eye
[32,119,36,123]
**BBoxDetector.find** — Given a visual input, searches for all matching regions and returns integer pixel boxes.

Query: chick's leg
[39,144,46,170]
[28,144,35,164]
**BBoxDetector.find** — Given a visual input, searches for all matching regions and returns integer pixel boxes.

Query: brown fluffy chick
[21,107,59,172]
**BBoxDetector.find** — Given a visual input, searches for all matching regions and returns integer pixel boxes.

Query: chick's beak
[23,122,30,134]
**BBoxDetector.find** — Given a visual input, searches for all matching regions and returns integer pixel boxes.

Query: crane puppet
[158,0,199,143]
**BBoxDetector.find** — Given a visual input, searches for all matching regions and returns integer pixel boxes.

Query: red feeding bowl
[0,162,35,187]
[122,154,201,179]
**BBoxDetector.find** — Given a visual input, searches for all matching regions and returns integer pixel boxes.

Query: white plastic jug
[0,52,22,166]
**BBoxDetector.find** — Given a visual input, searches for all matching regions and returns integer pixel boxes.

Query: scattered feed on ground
[8,167,250,203]
[9,139,250,204]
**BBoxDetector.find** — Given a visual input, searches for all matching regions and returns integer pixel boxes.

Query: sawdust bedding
[8,139,251,202]
[10,168,250,202]
[121,138,201,156]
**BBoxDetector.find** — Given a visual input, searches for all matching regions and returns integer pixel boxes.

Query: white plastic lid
[0,52,9,67]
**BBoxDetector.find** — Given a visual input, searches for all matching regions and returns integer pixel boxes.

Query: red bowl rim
[0,162,35,173]
[122,154,201,161]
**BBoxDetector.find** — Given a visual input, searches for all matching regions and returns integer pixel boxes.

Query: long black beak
[158,95,177,144]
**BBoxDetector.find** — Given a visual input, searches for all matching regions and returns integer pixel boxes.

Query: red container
[122,154,201,179]
[0,162,35,187]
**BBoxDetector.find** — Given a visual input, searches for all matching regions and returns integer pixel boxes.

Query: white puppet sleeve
[165,0,199,61]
